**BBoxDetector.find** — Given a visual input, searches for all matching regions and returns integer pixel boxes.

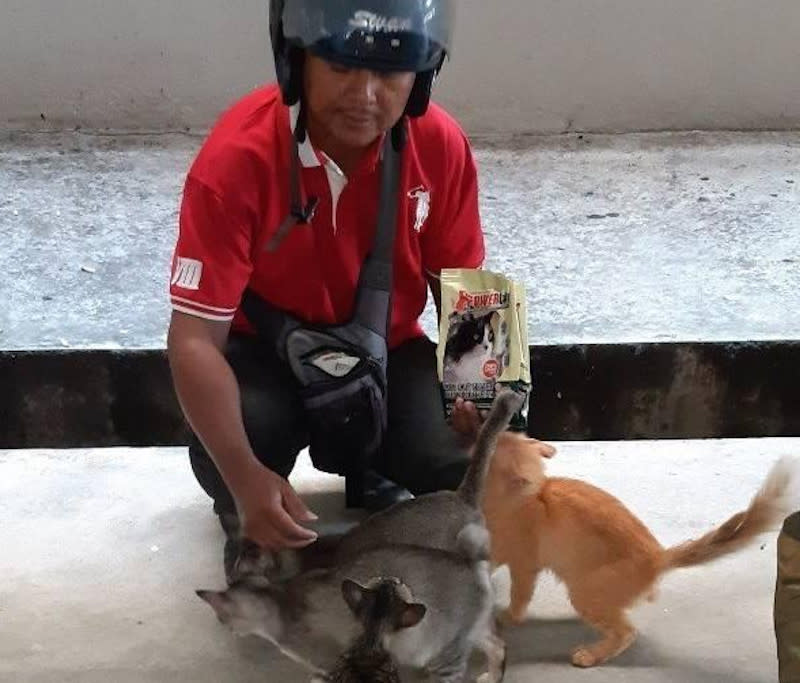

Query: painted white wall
[2,0,799,135]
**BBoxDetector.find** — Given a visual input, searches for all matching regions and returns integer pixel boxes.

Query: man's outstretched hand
[450,397,487,445]
[236,464,318,552]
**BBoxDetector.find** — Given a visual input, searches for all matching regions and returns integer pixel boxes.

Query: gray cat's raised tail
[457,387,526,508]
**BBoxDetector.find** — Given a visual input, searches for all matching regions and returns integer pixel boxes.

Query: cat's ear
[341,579,373,617]
[196,589,234,624]
[399,602,427,629]
[524,438,557,458]
[196,587,280,637]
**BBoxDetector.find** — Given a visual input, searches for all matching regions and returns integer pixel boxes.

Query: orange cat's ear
[525,438,557,458]
[539,442,557,458]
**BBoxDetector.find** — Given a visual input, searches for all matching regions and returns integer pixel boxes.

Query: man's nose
[347,69,380,104]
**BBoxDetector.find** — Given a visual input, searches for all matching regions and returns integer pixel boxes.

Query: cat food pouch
[436,268,531,429]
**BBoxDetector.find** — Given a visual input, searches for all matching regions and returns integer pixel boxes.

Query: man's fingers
[273,504,318,545]
[449,399,486,447]
[241,505,317,552]
[251,518,316,551]
[281,535,319,550]
[457,401,482,428]
[282,485,318,523]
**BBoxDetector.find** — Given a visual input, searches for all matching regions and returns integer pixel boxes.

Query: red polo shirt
[170,83,484,348]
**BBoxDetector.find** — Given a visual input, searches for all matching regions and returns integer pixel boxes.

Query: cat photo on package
[436,268,531,426]
[443,307,509,386]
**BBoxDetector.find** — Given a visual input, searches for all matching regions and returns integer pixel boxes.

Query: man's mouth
[341,112,375,127]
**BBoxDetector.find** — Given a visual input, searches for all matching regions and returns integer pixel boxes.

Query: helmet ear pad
[270,0,304,107]
[404,52,445,118]
[405,68,437,118]
[281,46,305,107]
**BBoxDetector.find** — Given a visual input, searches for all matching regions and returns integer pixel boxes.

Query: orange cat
[482,433,797,668]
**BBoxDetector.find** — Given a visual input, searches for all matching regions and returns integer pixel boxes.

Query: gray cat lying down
[197,529,505,682]
[235,388,527,584]
[197,390,523,681]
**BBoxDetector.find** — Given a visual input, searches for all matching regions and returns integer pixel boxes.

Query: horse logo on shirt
[408,186,430,233]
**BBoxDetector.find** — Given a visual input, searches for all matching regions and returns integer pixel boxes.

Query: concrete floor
[2,438,798,682]
[1,130,799,350]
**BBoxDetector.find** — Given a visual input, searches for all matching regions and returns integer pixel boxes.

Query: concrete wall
[2,0,799,135]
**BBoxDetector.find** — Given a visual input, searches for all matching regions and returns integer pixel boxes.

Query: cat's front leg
[501,565,540,624]
[433,667,468,683]
[426,647,469,683]
[475,631,506,683]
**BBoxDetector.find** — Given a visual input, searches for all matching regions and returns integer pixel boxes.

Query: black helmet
[269,0,454,117]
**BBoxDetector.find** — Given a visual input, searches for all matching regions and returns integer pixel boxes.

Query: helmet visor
[281,0,454,72]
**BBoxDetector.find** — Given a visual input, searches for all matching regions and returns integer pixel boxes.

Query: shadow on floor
[502,616,661,667]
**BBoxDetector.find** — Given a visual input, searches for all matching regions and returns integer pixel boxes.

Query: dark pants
[189,333,469,516]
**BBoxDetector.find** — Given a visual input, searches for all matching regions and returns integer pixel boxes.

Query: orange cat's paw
[571,647,599,668]
[499,607,525,626]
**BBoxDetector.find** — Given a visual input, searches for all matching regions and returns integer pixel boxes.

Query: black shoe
[362,470,413,512]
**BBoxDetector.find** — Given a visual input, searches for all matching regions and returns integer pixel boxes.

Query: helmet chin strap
[293,99,308,143]
[267,99,406,252]
[266,101,319,252]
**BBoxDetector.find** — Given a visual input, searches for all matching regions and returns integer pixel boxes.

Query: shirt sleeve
[169,175,253,322]
[420,129,485,278]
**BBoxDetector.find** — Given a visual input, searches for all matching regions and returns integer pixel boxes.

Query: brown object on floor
[776,511,800,683]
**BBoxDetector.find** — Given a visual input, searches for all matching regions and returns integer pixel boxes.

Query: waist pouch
[241,289,388,476]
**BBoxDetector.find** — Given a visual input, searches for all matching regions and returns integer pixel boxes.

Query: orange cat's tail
[663,457,798,571]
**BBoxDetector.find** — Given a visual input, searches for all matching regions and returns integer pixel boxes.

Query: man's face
[304,53,416,150]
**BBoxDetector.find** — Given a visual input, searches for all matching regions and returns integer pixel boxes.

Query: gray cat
[197,389,522,681]
[197,531,505,682]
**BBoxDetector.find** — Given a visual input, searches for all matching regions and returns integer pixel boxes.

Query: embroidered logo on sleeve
[171,257,203,290]
[408,186,430,233]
